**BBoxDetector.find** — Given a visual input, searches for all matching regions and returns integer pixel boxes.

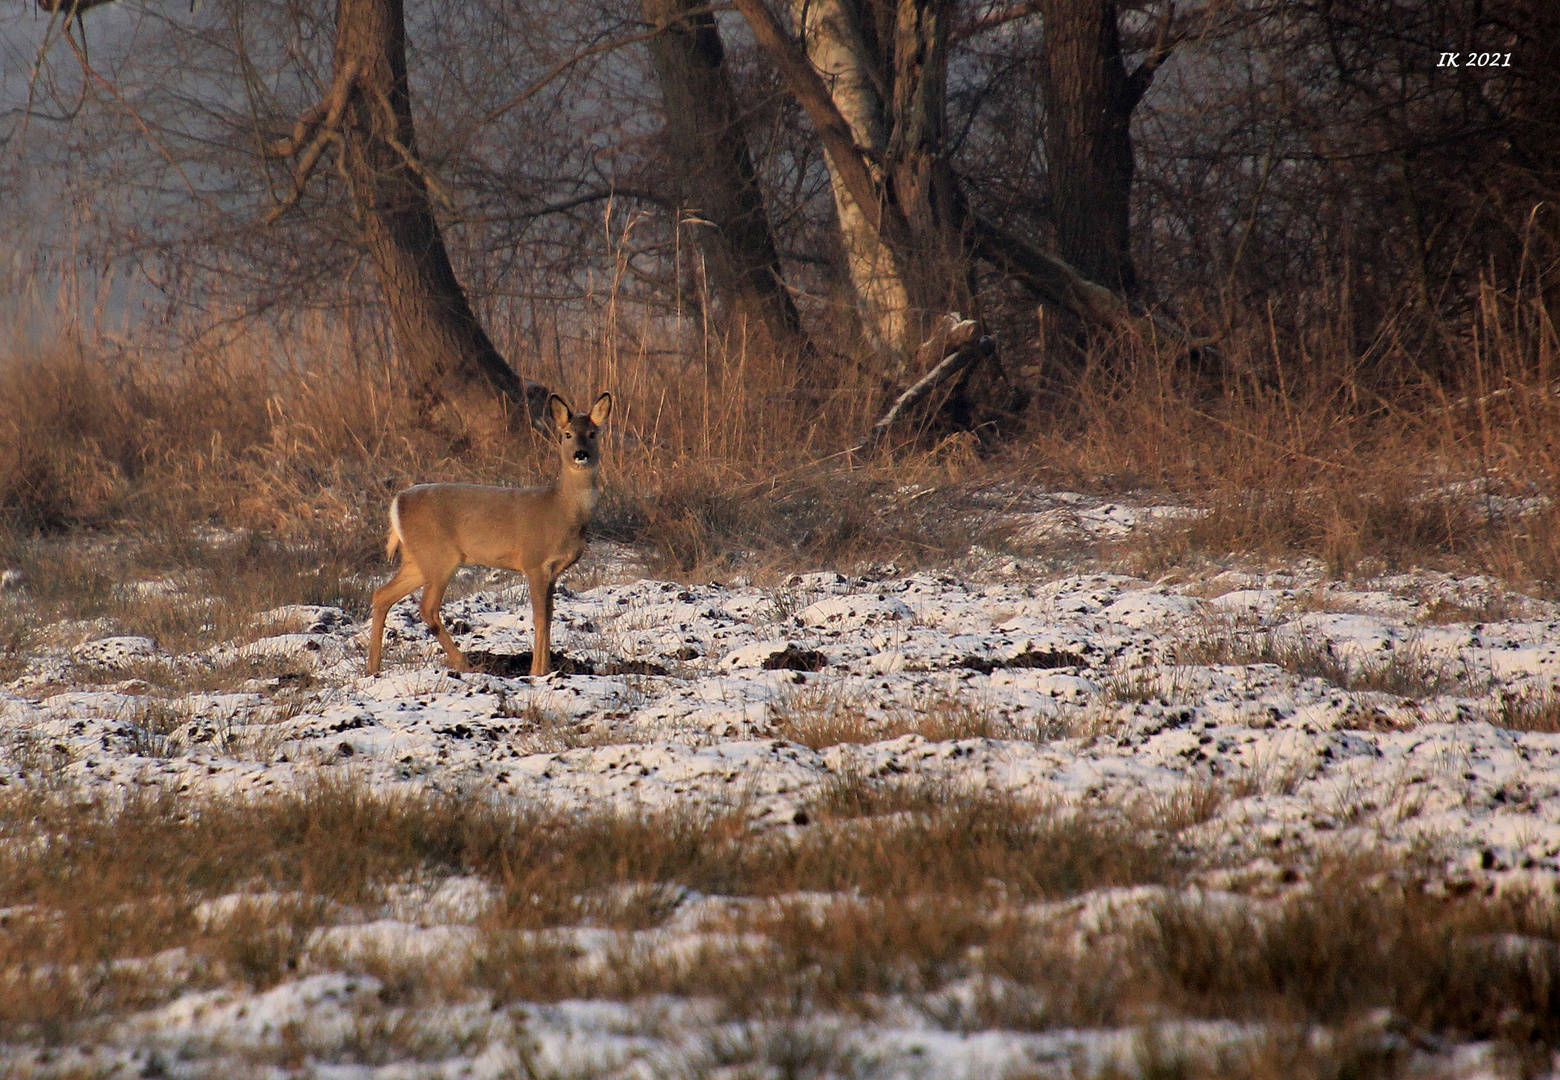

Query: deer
[366,391,612,678]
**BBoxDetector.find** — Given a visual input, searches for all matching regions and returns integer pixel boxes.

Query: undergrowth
[0,777,1553,1068]
[2,283,1558,589]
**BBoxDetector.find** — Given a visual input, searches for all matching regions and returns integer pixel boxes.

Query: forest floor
[2,484,1558,1079]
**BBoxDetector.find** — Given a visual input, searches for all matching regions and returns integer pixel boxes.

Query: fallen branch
[854,327,995,457]
[970,211,1214,356]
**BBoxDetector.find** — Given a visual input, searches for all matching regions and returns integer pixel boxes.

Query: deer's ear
[589,392,613,425]
[548,394,573,430]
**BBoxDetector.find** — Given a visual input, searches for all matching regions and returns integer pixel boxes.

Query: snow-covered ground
[3,492,1559,1077]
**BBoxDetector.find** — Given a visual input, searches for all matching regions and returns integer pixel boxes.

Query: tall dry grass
[1015,284,1560,585]
[2,282,1557,586]
[0,310,993,582]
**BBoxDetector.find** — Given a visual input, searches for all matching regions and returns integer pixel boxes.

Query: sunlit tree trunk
[789,0,915,367]
[777,0,972,375]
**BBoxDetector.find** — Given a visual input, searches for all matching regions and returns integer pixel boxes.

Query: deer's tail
[385,494,403,561]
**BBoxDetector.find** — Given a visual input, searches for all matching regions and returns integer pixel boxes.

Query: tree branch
[855,332,996,456]
[970,211,1210,352]
[34,0,117,14]
[730,0,914,250]
[264,61,358,224]
[517,187,668,220]
[371,85,459,214]
[955,0,1043,41]
[482,4,735,128]
[1126,2,1179,108]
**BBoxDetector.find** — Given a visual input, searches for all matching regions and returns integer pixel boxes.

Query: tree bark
[887,0,970,324]
[783,0,915,365]
[1037,0,1140,295]
[333,0,548,427]
[750,0,971,373]
[640,0,813,367]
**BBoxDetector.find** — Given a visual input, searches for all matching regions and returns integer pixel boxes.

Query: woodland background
[1,0,1557,584]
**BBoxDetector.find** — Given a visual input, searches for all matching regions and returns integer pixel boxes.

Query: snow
[6,511,1560,1076]
[69,634,160,667]
[10,560,1560,869]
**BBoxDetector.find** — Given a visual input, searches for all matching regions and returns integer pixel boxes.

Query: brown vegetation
[4,280,1557,590]
[3,2,1558,1072]
[0,777,1553,1071]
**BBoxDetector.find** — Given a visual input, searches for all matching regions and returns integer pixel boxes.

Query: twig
[1187,408,1362,474]
[481,4,736,128]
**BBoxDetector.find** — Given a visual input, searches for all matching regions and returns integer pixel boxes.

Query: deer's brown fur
[367,392,612,677]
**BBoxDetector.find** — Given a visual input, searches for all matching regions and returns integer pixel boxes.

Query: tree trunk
[739,0,1194,416]
[768,0,972,376]
[1504,0,1560,306]
[640,0,814,368]
[1037,0,1139,295]
[887,0,970,324]
[334,0,548,427]
[787,0,915,367]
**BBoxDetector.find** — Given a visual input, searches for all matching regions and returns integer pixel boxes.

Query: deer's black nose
[574,449,591,463]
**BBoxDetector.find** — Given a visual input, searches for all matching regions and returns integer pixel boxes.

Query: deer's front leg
[527,568,553,676]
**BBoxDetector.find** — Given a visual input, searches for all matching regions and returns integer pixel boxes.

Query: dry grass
[0,776,1554,1067]
[0,776,1172,1036]
[1139,861,1560,1044]
[4,284,1555,595]
[1416,593,1524,625]
[767,682,1058,748]
[0,325,985,588]
[1023,287,1560,589]
[1179,622,1460,701]
[0,529,375,657]
[0,599,27,682]
[3,257,1559,1069]
[1496,690,1560,734]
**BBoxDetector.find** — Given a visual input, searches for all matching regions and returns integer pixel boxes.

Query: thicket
[1,0,1556,584]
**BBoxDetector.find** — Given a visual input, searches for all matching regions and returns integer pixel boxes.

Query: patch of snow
[70,635,159,667]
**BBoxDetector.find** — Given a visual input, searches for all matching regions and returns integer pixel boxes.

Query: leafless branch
[1126,2,1180,107]
[955,0,1043,41]
[264,61,358,224]
[481,4,736,128]
[371,86,458,214]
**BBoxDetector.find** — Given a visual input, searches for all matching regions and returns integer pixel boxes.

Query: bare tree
[271,0,549,429]
[19,0,1551,448]
[732,0,1195,375]
[640,0,814,366]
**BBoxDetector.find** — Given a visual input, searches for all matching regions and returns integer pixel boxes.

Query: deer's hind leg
[368,561,425,675]
[415,552,468,672]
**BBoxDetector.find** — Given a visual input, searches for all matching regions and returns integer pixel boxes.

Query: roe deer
[367,392,612,677]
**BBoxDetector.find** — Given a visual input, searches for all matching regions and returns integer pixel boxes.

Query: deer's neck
[552,466,599,524]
